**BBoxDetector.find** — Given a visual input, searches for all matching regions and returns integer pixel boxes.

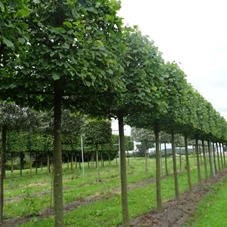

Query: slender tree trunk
[20,152,23,177]
[53,81,63,227]
[164,143,168,176]
[202,139,208,180]
[154,121,162,212]
[108,153,111,166]
[118,114,129,227]
[70,153,74,171]
[212,142,217,174]
[101,152,104,167]
[0,125,7,224]
[171,130,179,200]
[96,144,100,182]
[218,143,223,170]
[184,134,192,192]
[179,146,182,172]
[221,143,226,168]
[208,140,215,176]
[195,137,201,183]
[216,142,221,172]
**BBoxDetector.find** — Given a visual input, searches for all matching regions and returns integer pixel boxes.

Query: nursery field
[2,156,226,227]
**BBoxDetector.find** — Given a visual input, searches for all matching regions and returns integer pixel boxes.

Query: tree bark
[53,81,64,227]
[184,134,192,192]
[70,153,74,171]
[171,130,179,200]
[0,125,7,224]
[212,142,217,174]
[216,142,221,172]
[118,114,129,227]
[208,140,215,176]
[154,121,162,212]
[195,137,201,183]
[218,143,224,170]
[221,143,226,168]
[201,139,208,180]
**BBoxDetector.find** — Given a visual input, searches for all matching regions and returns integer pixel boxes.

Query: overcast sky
[112,0,227,135]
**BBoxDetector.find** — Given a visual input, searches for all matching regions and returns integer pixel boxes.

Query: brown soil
[2,171,227,227]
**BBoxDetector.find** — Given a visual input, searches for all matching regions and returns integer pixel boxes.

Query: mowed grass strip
[183,174,227,227]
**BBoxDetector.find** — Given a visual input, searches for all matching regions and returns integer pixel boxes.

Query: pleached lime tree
[162,61,189,200]
[84,26,166,225]
[0,1,124,226]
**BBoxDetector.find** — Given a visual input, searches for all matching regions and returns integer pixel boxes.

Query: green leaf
[2,36,14,48]
[18,38,25,44]
[0,2,4,11]
[52,74,60,80]
[18,9,30,17]
[63,21,72,29]
[33,0,41,3]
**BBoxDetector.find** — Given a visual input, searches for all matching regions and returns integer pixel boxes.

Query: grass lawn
[183,174,227,227]
[2,155,223,226]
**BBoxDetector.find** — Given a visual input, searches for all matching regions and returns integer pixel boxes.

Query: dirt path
[2,171,227,227]
[128,171,227,227]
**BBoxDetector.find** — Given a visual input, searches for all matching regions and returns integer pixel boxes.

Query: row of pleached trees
[1,1,227,226]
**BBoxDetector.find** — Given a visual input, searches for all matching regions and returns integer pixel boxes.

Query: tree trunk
[218,143,223,170]
[216,142,221,172]
[0,125,7,224]
[212,142,217,174]
[171,130,179,200]
[195,137,201,183]
[221,143,226,168]
[20,152,24,177]
[184,134,192,192]
[219,143,225,169]
[53,81,64,227]
[96,144,100,182]
[201,139,208,180]
[208,140,215,176]
[70,153,74,171]
[164,143,168,176]
[154,121,162,212]
[118,114,129,227]
[108,153,111,166]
